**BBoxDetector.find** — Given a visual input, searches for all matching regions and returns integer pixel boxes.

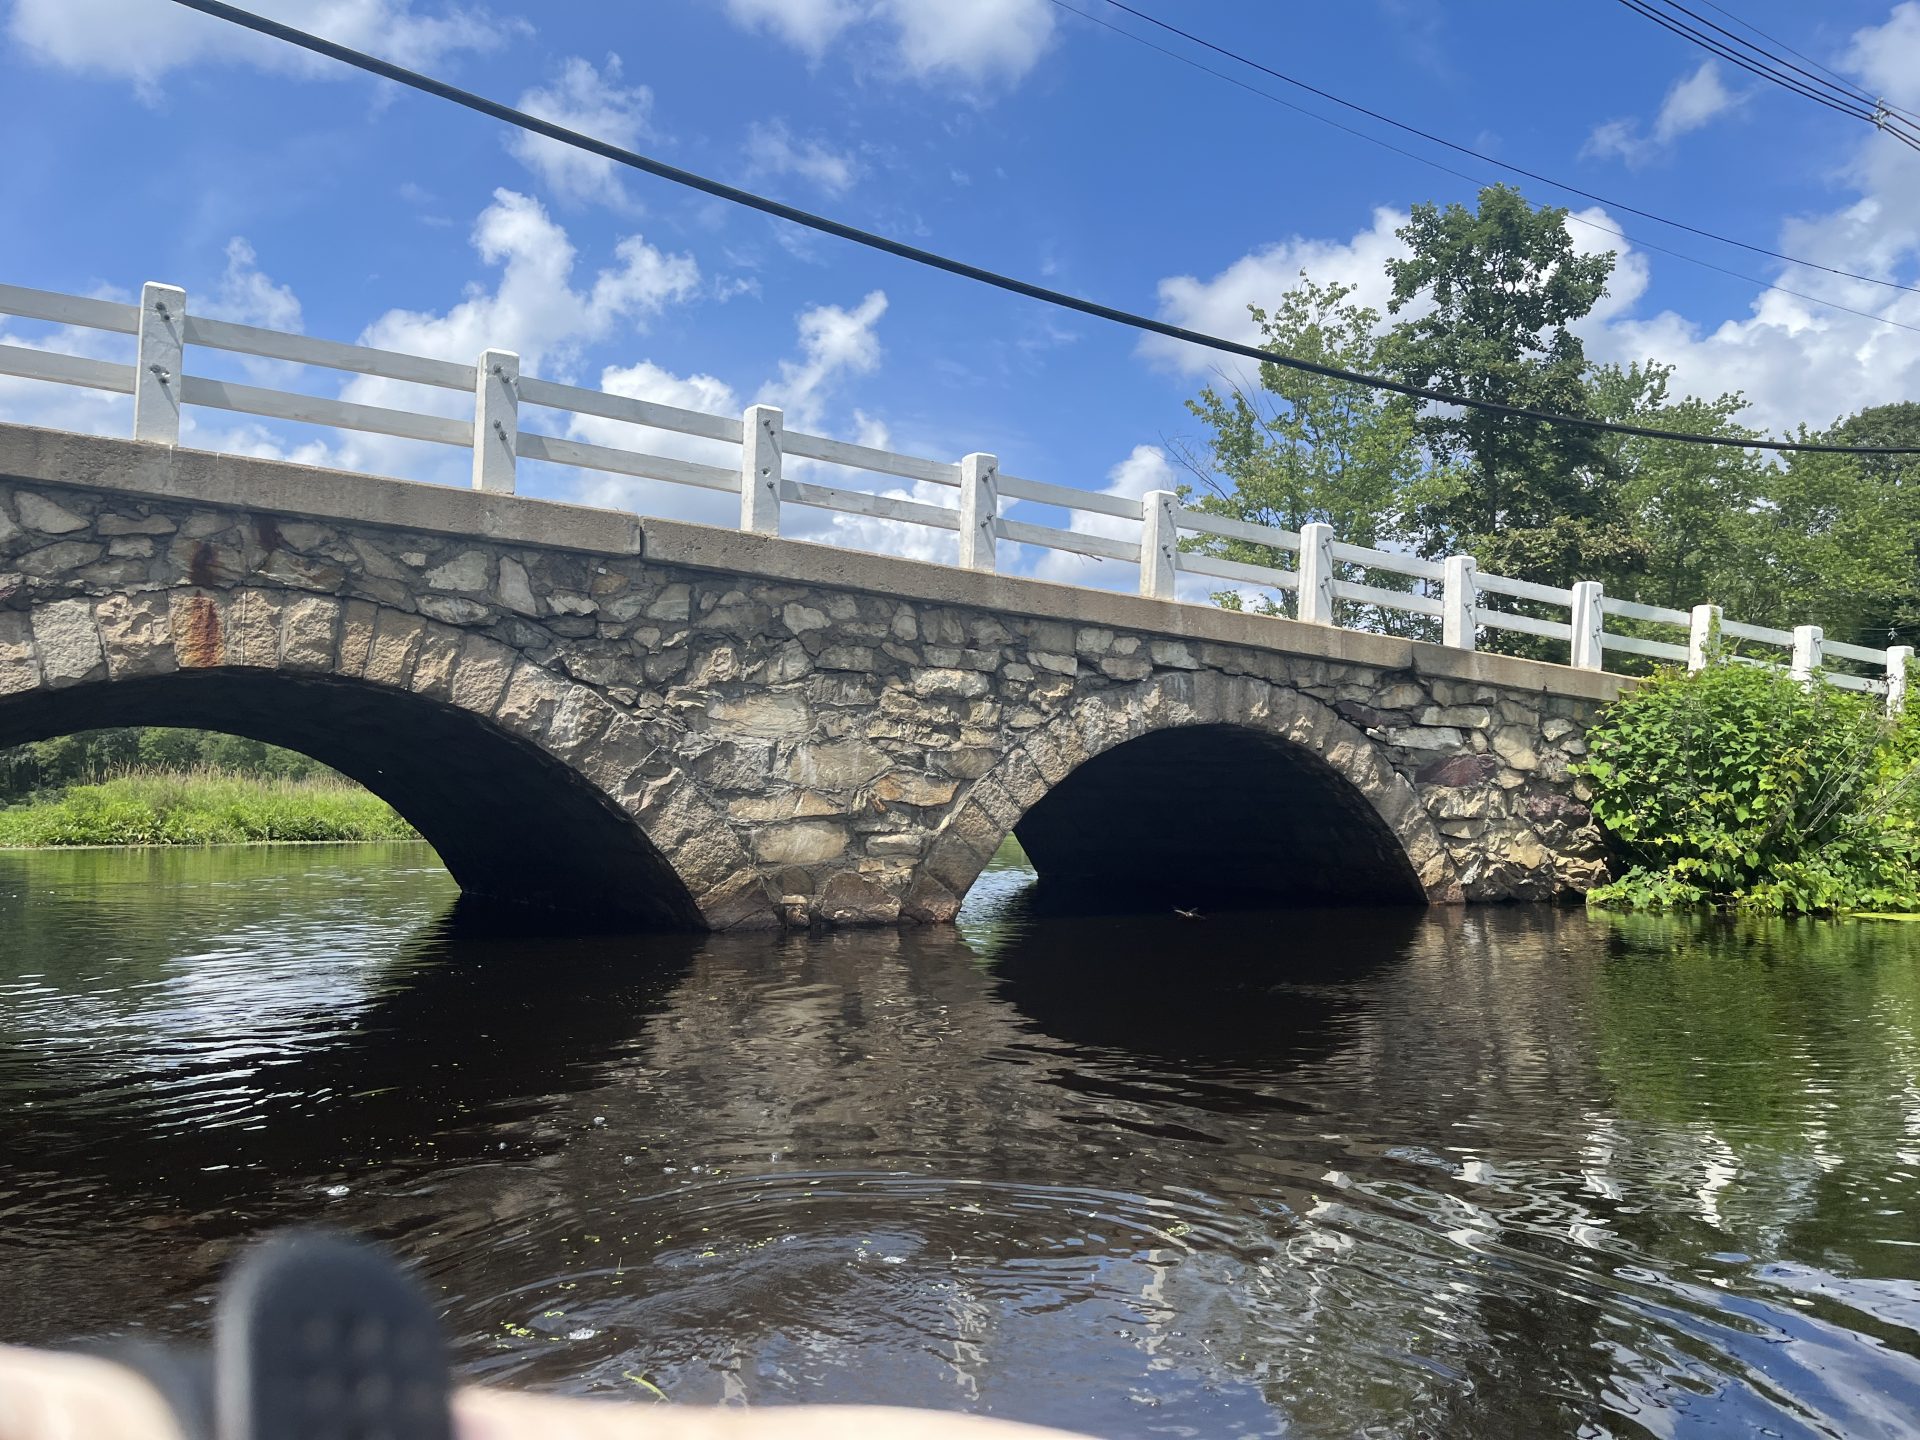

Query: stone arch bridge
[0,424,1619,928]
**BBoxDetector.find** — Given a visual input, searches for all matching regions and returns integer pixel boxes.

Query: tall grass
[0,768,418,847]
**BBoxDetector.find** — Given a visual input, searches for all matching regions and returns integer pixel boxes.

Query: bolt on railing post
[471,349,519,493]
[740,404,782,535]
[1296,522,1335,625]
[1791,624,1824,683]
[958,452,998,573]
[1688,603,1722,671]
[1887,645,1914,715]
[133,282,185,445]
[1569,581,1605,670]
[1139,490,1179,600]
[1442,554,1477,651]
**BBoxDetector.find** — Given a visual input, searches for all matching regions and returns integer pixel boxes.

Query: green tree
[1824,402,1920,646]
[1176,276,1424,626]
[1589,360,1765,613]
[1384,185,1641,589]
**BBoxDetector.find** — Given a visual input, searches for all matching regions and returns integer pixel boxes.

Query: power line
[161,0,1920,456]
[1614,0,1920,150]
[1633,0,1917,130]
[1690,0,1920,126]
[1047,0,1920,339]
[1078,0,1920,297]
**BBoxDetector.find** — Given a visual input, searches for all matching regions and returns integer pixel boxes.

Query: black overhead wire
[162,0,1920,456]
[1047,0,1920,339]
[1691,0,1920,126]
[1079,0,1920,296]
[1631,0,1919,132]
[1614,0,1920,150]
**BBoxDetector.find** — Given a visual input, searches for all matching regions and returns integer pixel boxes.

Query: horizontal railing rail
[2,275,1911,707]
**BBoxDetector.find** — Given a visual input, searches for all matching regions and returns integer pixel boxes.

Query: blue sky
[3,0,1918,579]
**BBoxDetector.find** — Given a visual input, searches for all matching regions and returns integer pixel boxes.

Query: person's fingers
[0,1346,1098,1440]
[0,1346,186,1440]
[453,1389,1095,1440]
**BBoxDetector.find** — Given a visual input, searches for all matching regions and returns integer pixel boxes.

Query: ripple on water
[4,845,1920,1437]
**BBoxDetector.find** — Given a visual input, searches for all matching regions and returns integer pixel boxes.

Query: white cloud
[758,290,888,428]
[6,0,512,95]
[723,0,858,56]
[1583,60,1745,165]
[508,55,653,209]
[328,189,698,481]
[203,238,303,331]
[354,189,698,380]
[743,120,860,196]
[722,0,1054,86]
[1141,207,1411,377]
[879,0,1055,84]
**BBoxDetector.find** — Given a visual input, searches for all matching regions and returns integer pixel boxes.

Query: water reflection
[2,843,1919,1436]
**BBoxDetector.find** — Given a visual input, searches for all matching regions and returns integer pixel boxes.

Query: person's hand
[0,1345,1096,1440]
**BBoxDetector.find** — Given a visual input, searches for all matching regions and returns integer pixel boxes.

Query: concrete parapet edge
[0,424,644,559]
[0,422,1630,705]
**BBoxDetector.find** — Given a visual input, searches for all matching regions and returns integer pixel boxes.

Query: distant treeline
[0,728,339,803]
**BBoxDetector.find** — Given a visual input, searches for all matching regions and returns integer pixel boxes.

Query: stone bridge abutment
[0,425,1621,927]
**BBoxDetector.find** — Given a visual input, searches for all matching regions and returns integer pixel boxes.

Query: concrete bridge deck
[0,422,1623,927]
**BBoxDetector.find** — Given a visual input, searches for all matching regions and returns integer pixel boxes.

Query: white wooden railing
[2,277,1911,707]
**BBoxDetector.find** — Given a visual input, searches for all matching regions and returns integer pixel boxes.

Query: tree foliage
[1578,657,1920,913]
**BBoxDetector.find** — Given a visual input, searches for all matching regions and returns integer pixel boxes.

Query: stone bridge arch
[924,670,1460,910]
[0,587,774,928]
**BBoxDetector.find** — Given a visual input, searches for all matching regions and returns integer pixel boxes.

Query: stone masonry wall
[0,471,1611,926]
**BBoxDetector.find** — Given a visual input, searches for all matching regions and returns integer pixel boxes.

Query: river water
[3,843,1919,1437]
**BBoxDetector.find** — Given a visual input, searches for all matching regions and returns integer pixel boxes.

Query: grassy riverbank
[0,771,418,847]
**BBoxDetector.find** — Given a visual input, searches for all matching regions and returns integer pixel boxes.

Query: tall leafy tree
[1384,185,1640,588]
[1175,276,1423,624]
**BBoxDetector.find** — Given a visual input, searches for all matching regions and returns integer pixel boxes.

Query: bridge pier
[0,424,1620,928]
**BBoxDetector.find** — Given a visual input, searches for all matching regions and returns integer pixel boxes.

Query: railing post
[1296,522,1335,625]
[1688,603,1722,672]
[1139,489,1179,600]
[1442,554,1477,651]
[740,404,782,535]
[471,348,519,493]
[1791,624,1824,683]
[1569,580,1604,670]
[133,282,185,445]
[1887,644,1913,714]
[957,452,998,573]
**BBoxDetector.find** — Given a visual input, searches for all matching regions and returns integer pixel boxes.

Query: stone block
[425,550,491,591]
[782,740,888,790]
[0,611,39,695]
[31,598,104,687]
[816,871,901,925]
[17,493,88,535]
[448,634,516,716]
[710,690,811,739]
[95,593,176,680]
[280,596,342,673]
[754,820,849,865]
[494,661,570,736]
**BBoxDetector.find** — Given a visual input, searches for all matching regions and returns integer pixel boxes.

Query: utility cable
[1614,0,1920,149]
[1691,0,1920,126]
[1632,0,1919,131]
[1076,0,1920,296]
[1048,0,1920,338]
[161,0,1920,456]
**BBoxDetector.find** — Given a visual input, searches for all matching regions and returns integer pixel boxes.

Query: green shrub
[1578,657,1920,913]
[0,770,418,848]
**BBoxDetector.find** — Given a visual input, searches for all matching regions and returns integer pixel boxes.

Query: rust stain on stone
[174,594,224,668]
[186,541,220,589]
[253,516,284,553]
